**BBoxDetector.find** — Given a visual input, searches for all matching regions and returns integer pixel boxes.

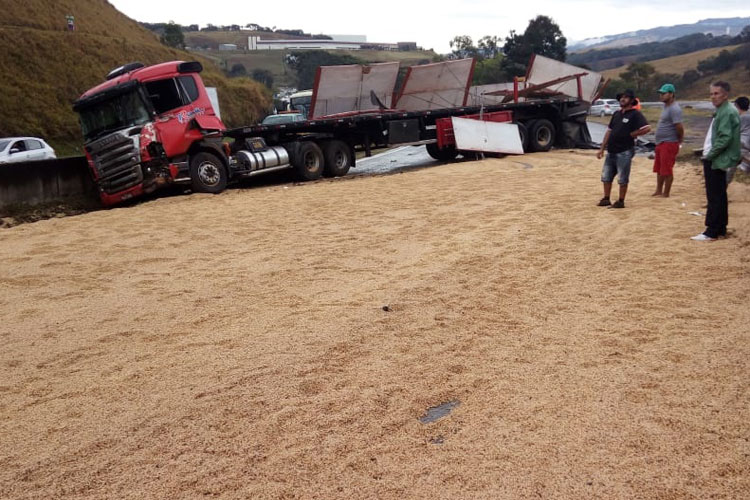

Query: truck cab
[73,61,226,205]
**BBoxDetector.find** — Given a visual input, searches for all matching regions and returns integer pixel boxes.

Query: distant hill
[570,17,750,52]
[601,45,744,80]
[569,32,737,71]
[180,29,436,88]
[601,44,750,100]
[0,0,270,154]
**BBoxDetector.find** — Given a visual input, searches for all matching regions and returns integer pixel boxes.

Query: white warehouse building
[248,35,399,51]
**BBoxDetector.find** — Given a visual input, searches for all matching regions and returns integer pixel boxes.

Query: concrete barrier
[0,157,99,210]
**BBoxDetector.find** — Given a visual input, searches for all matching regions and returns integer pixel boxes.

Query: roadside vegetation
[0,0,270,156]
[598,27,750,100]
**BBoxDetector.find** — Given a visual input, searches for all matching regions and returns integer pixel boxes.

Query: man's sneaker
[597,197,611,206]
[608,199,625,209]
[691,233,717,241]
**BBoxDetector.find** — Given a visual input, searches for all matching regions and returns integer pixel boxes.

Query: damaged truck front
[73,61,226,205]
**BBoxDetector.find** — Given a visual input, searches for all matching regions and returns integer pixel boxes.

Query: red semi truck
[73,60,594,206]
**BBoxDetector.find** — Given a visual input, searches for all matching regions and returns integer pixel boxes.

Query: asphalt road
[352,121,609,176]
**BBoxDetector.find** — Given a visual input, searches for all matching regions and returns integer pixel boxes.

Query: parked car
[0,137,56,164]
[261,113,306,125]
[589,99,621,117]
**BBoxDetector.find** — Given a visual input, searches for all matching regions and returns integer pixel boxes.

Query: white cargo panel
[526,54,602,103]
[451,117,524,155]
[310,62,399,118]
[394,59,474,111]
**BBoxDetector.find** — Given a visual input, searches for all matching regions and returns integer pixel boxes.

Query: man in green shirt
[692,81,741,241]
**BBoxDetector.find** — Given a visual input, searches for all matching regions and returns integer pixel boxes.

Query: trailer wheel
[292,141,324,181]
[322,140,353,177]
[189,151,227,193]
[515,122,529,152]
[528,119,556,152]
[426,143,459,161]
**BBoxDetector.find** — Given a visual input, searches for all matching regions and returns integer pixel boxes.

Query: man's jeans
[703,160,728,238]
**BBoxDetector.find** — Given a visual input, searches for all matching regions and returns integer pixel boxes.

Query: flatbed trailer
[224,97,593,164]
[73,59,597,206]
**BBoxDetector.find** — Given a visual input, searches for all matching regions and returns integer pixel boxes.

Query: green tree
[473,56,506,85]
[251,68,274,89]
[478,36,501,59]
[285,51,363,89]
[619,62,656,93]
[449,35,479,60]
[681,69,701,85]
[229,63,247,77]
[160,22,184,49]
[502,15,567,77]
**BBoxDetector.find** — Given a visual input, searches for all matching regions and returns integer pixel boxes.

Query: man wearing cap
[652,83,684,197]
[596,89,651,208]
[692,81,741,241]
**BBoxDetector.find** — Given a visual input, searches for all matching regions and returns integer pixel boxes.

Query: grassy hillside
[184,30,316,49]
[601,45,750,100]
[206,48,435,88]
[602,45,743,79]
[183,28,435,88]
[0,0,270,155]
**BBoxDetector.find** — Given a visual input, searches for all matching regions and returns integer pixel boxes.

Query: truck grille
[88,133,143,194]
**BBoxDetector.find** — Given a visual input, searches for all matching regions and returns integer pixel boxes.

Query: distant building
[329,35,367,43]
[218,43,237,51]
[397,42,418,51]
[248,35,405,51]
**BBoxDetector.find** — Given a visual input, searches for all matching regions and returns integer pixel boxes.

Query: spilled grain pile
[1,152,748,498]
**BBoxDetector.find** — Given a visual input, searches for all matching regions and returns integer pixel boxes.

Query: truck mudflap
[561,120,598,149]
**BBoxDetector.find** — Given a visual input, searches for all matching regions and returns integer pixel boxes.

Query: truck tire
[189,151,227,193]
[515,122,529,152]
[322,140,353,177]
[528,119,556,152]
[426,143,459,161]
[291,141,324,181]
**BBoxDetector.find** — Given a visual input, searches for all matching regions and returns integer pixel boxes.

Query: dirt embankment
[1,151,748,498]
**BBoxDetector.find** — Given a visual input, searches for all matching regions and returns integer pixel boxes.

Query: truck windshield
[77,90,151,141]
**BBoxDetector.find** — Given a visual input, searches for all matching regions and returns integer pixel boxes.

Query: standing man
[692,81,741,241]
[652,83,683,197]
[597,89,651,208]
[733,96,750,174]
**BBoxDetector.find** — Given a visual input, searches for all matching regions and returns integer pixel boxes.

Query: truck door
[144,75,205,158]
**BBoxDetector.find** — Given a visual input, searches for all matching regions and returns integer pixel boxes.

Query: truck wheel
[292,141,324,181]
[528,119,556,152]
[322,140,353,177]
[426,143,459,161]
[515,122,529,152]
[189,151,227,193]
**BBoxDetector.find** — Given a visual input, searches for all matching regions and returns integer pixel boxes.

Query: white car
[0,137,57,164]
[589,99,621,117]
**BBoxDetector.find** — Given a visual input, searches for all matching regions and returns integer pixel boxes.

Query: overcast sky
[109,0,750,53]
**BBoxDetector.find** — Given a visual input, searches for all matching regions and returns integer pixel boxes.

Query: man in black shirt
[596,89,651,208]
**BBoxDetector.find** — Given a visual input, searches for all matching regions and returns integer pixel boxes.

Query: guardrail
[0,156,98,211]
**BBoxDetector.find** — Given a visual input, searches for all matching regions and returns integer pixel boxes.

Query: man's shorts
[601,149,635,185]
[653,141,679,176]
